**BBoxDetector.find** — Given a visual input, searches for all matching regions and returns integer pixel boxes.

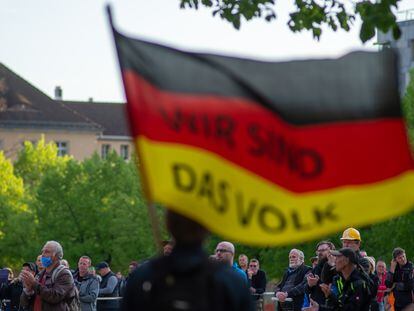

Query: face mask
[41,256,53,268]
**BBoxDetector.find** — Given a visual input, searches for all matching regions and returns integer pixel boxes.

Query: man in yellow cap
[340,227,378,310]
[340,228,361,251]
[340,227,369,270]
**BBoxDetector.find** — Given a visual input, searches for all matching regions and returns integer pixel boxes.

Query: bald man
[215,241,247,284]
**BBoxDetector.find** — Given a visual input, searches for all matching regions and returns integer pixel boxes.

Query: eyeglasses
[215,249,232,254]
[249,265,258,268]
[316,248,330,253]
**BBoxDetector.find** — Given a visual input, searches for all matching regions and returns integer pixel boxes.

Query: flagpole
[147,202,163,252]
[107,4,163,253]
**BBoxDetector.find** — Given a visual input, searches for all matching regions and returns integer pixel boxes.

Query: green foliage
[14,138,69,191]
[180,0,276,30]
[0,141,156,273]
[0,152,24,210]
[33,151,155,270]
[289,0,354,40]
[403,69,414,149]
[0,152,34,267]
[179,0,401,42]
[356,0,400,43]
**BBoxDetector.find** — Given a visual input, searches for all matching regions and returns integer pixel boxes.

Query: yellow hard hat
[340,227,361,241]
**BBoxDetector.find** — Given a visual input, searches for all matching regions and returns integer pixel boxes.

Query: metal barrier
[251,293,294,311]
[95,294,286,310]
[0,299,10,311]
[96,297,123,301]
[0,294,293,310]
[271,297,294,311]
[0,298,124,311]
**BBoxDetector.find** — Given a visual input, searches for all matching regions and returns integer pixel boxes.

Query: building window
[101,144,111,159]
[56,141,69,156]
[120,145,129,160]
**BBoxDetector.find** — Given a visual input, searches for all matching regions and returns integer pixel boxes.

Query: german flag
[112,26,414,245]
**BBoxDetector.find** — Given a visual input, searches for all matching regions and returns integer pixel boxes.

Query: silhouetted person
[122,210,253,311]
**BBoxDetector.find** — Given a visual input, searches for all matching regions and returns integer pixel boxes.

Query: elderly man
[275,249,311,311]
[386,247,414,311]
[73,256,100,311]
[20,240,77,310]
[215,241,248,284]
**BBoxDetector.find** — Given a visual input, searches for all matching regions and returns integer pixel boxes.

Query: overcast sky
[1,0,414,102]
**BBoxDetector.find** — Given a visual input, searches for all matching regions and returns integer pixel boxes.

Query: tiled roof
[63,101,130,137]
[0,63,101,132]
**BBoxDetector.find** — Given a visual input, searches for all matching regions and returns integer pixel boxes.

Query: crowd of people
[0,216,413,311]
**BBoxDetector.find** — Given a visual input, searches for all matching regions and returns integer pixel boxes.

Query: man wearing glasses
[215,241,248,284]
[247,259,267,298]
[304,241,336,308]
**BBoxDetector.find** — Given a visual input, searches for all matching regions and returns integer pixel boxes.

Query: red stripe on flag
[123,70,414,193]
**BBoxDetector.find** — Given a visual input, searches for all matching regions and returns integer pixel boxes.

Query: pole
[106,4,163,253]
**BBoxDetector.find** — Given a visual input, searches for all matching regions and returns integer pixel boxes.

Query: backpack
[146,257,220,311]
[51,265,81,311]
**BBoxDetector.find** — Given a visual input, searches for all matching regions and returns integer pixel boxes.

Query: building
[378,9,414,96]
[0,62,133,160]
[62,100,132,160]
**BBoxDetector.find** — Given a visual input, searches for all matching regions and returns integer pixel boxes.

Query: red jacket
[376,272,387,303]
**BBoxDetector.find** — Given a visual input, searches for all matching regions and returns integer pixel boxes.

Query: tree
[14,138,70,192]
[33,151,155,271]
[0,137,161,272]
[0,152,34,267]
[179,0,401,43]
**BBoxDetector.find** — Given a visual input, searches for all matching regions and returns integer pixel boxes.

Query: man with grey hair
[20,240,78,310]
[215,241,248,284]
[275,248,312,311]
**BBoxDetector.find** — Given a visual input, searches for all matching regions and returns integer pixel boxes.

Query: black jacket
[122,245,253,311]
[0,280,24,311]
[327,269,371,311]
[98,271,119,310]
[386,261,414,309]
[250,270,267,299]
[304,258,331,307]
[275,264,312,311]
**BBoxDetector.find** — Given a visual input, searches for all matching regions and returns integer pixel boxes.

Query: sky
[1,0,414,103]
